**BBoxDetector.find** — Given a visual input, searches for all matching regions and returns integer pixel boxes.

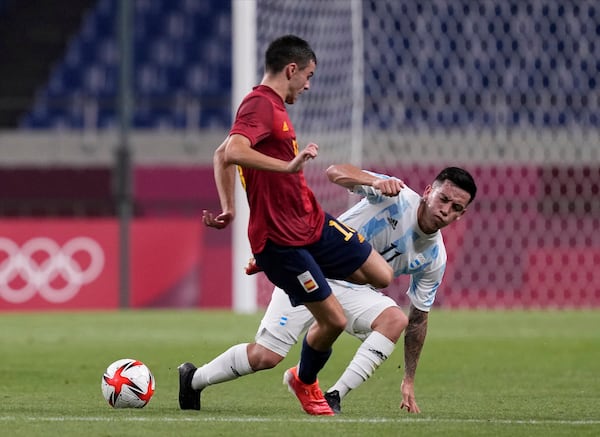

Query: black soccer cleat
[324,390,341,414]
[178,362,201,410]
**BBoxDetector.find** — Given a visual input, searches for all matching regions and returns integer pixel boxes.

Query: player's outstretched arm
[400,304,429,413]
[204,137,235,229]
[286,142,318,173]
[225,134,315,173]
[326,163,404,196]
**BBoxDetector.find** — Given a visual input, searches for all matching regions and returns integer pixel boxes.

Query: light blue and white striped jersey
[336,171,446,312]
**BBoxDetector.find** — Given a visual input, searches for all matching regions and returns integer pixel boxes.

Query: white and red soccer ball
[101,358,155,408]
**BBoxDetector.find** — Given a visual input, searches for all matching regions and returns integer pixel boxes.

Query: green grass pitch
[0,309,598,436]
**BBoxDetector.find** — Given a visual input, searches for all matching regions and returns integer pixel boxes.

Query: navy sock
[297,335,332,384]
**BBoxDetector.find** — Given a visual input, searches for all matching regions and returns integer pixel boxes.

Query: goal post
[231,0,257,313]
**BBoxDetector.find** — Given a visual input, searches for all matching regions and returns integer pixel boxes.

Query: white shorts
[255,280,399,357]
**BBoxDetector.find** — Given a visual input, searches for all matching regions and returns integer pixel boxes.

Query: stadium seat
[21,0,232,129]
[18,1,597,132]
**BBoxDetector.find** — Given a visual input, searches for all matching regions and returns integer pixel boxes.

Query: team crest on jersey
[409,253,428,270]
[282,121,289,131]
[297,271,319,293]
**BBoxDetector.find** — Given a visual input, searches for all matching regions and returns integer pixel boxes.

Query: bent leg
[191,343,254,390]
[297,294,347,384]
[327,306,407,398]
[247,342,285,370]
[191,343,286,391]
[191,285,315,391]
[345,248,393,289]
[304,294,347,351]
[371,306,408,343]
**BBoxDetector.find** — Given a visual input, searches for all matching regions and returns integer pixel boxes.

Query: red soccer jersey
[229,85,325,254]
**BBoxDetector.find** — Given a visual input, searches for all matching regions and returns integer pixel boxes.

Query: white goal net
[251,0,600,309]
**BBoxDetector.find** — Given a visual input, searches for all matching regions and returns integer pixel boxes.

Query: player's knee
[372,307,408,343]
[252,353,284,370]
[306,297,347,333]
[394,310,409,334]
[247,343,285,371]
[316,314,346,335]
[330,314,347,333]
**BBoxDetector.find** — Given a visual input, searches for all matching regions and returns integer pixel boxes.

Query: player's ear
[422,184,432,200]
[285,63,296,80]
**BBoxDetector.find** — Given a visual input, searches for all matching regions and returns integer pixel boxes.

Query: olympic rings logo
[0,237,105,304]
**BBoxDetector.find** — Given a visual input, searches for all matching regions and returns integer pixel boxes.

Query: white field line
[0,416,598,425]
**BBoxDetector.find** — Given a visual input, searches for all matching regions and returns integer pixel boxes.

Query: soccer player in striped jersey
[181,163,476,414]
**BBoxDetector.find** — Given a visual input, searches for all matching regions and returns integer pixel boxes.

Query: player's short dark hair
[265,35,317,73]
[435,167,477,204]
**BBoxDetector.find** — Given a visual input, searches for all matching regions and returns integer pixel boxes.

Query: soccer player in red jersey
[179,35,399,415]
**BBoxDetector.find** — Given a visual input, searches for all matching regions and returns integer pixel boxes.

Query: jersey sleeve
[406,262,446,312]
[230,95,274,146]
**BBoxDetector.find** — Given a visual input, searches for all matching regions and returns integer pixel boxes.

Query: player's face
[419,180,471,234]
[285,60,316,104]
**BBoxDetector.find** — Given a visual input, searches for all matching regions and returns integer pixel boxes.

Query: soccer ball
[101,358,155,408]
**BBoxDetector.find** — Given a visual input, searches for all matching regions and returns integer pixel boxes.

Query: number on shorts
[328,220,365,242]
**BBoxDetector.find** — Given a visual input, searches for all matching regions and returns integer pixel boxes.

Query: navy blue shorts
[254,213,373,306]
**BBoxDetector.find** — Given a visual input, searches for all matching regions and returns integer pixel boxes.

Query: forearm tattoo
[403,305,429,380]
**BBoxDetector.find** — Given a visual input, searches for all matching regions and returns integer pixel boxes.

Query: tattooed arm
[400,304,429,413]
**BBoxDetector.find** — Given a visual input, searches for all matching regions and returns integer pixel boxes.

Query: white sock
[191,343,254,390]
[327,331,395,398]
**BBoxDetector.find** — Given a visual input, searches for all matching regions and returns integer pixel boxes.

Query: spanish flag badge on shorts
[297,271,319,293]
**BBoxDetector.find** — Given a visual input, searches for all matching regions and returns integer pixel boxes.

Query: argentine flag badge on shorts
[297,271,319,293]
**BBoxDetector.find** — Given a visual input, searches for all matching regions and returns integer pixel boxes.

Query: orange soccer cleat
[283,366,335,416]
